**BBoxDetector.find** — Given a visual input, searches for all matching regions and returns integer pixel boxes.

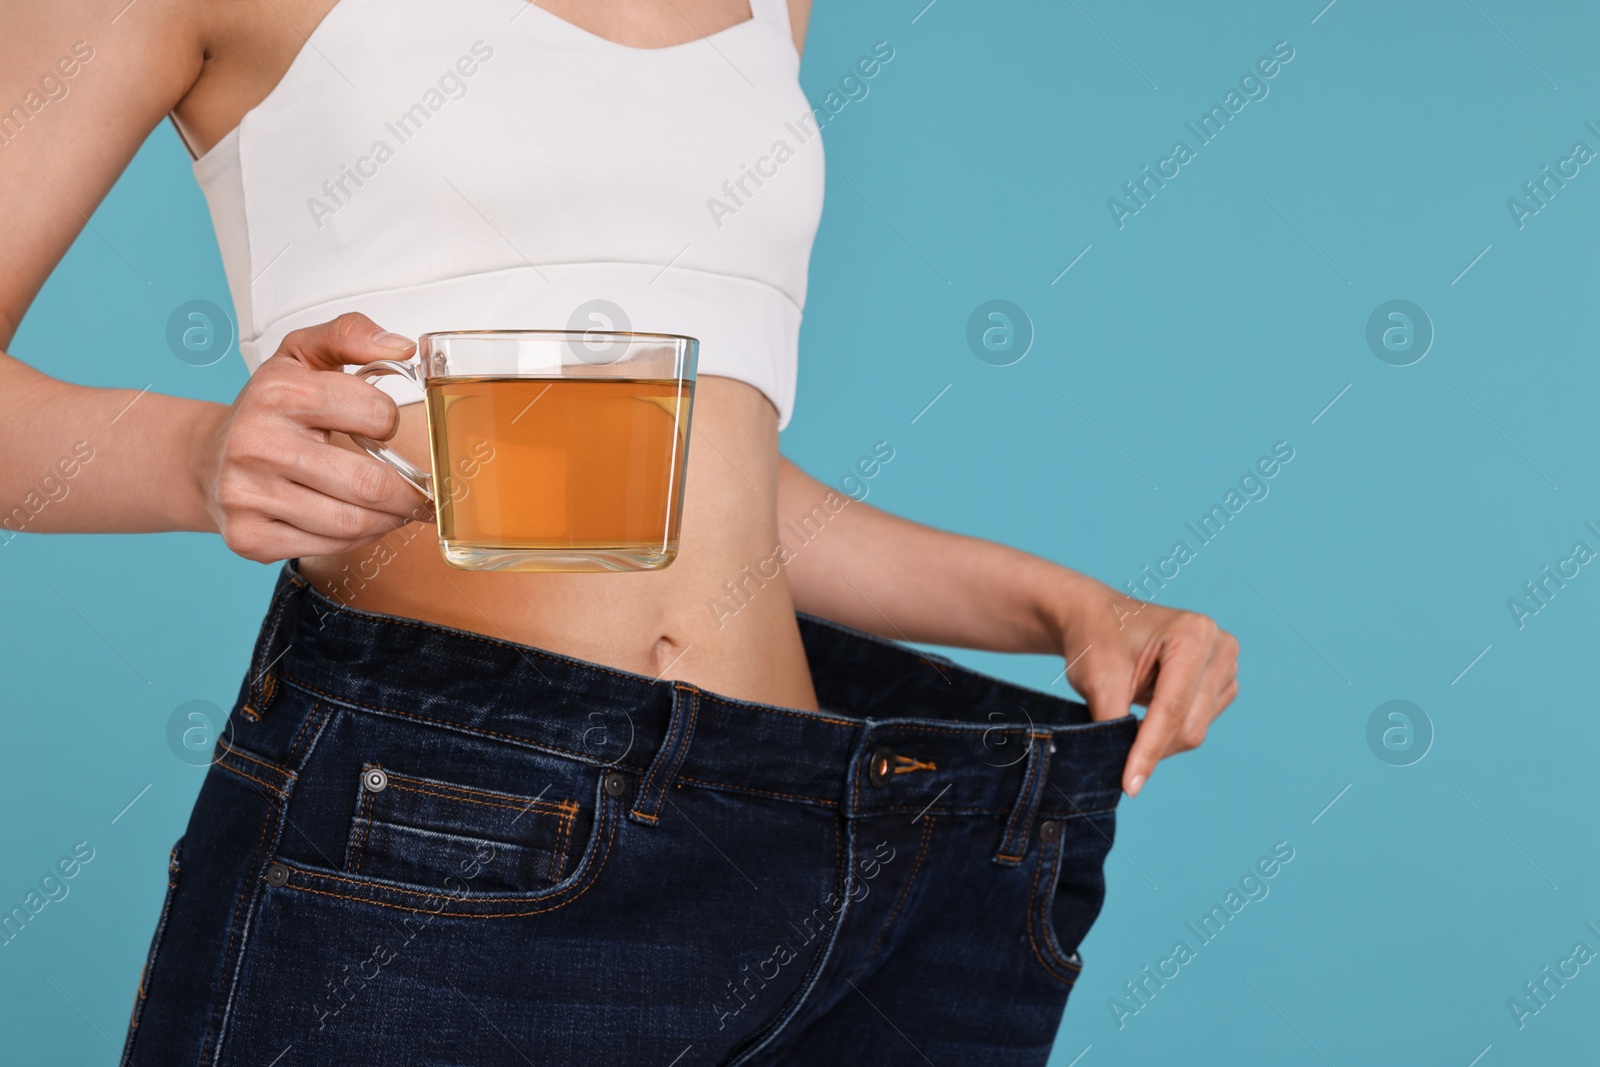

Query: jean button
[1039,820,1061,843]
[264,862,290,887]
[363,768,388,792]
[868,746,895,788]
[603,771,628,798]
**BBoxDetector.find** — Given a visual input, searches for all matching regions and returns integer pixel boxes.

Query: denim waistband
[248,565,1137,836]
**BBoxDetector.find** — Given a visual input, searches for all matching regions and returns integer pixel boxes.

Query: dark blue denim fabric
[124,564,1138,1066]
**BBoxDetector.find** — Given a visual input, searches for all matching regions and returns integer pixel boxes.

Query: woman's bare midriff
[298,375,820,711]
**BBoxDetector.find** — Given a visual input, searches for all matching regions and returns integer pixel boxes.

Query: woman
[3,0,1237,1063]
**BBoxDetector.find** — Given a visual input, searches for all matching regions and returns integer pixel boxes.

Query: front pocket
[271,768,622,918]
[344,764,583,894]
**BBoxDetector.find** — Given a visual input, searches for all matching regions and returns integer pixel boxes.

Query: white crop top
[192,0,824,427]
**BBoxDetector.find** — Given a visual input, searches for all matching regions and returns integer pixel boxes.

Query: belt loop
[241,568,307,722]
[993,731,1052,866]
[629,683,700,826]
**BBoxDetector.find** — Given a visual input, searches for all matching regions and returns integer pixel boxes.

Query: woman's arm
[0,355,223,534]
[783,0,813,53]
[1,1,420,556]
[774,458,1072,654]
[0,1,218,532]
[777,457,1239,796]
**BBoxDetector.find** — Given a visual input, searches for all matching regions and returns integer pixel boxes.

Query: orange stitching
[682,693,856,726]
[258,589,293,661]
[550,809,573,883]
[762,709,855,727]
[1036,844,1084,976]
[355,774,575,874]
[891,757,937,774]
[636,684,693,817]
[286,699,324,759]
[245,587,296,716]
[695,686,856,727]
[997,733,1053,861]
[556,811,572,881]
[674,776,839,807]
[216,741,297,782]
[258,673,279,715]
[384,780,572,817]
[348,789,374,873]
[128,841,182,1040]
[386,771,571,811]
[280,796,618,918]
[657,687,699,806]
[215,759,288,799]
[353,765,381,873]
[1026,836,1081,984]
[831,809,843,914]
[864,815,936,962]
[1026,836,1070,982]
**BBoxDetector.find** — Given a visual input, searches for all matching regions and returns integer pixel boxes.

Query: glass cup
[350,330,697,573]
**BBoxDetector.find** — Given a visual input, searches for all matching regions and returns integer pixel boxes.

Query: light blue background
[2,1,1595,1063]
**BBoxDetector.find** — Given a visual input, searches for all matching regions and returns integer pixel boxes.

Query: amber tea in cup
[350,330,696,573]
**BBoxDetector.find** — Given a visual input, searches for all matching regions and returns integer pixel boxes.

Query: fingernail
[372,330,415,351]
[1127,774,1146,796]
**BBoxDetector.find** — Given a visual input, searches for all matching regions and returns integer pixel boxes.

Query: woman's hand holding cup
[198,312,424,563]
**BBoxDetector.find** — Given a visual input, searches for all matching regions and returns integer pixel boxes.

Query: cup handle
[349,360,434,502]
